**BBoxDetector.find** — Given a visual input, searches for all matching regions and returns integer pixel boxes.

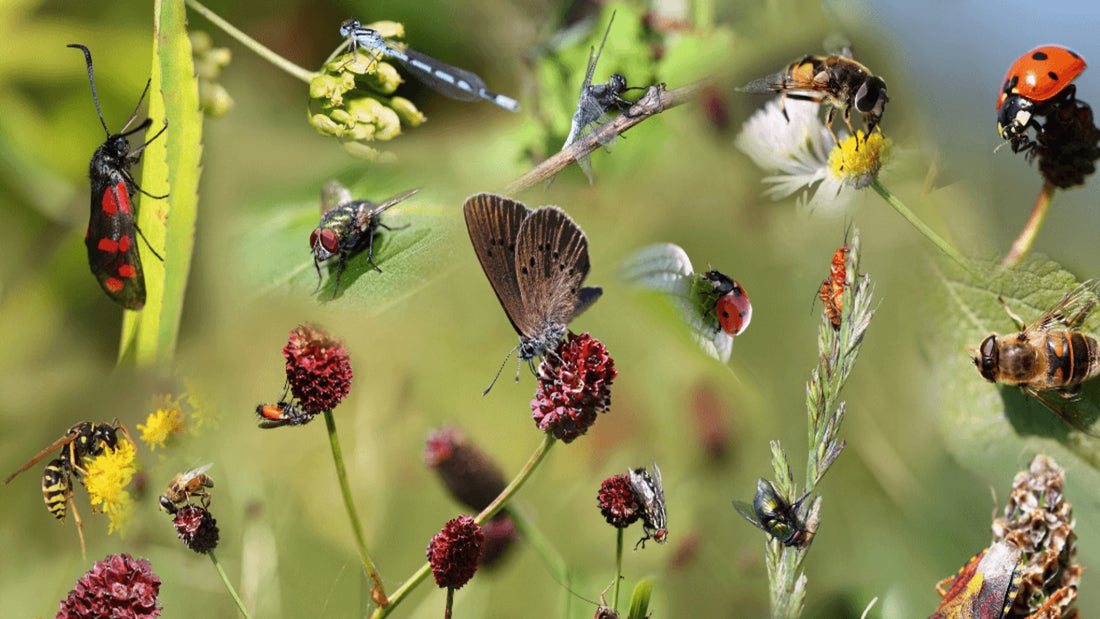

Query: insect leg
[996,295,1029,330]
[823,106,841,148]
[331,253,347,298]
[69,494,87,560]
[365,228,384,273]
[133,224,164,262]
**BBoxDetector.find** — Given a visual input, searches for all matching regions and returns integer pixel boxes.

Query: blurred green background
[2,0,1100,617]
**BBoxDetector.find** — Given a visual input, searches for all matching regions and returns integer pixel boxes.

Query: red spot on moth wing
[118,235,132,252]
[102,184,120,214]
[105,277,125,293]
[113,180,132,214]
[97,238,120,252]
[118,264,137,278]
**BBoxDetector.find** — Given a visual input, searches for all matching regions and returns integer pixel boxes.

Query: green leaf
[119,0,203,365]
[626,579,652,619]
[238,183,459,312]
[931,255,1100,474]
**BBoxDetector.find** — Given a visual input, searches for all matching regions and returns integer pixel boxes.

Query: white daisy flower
[735,97,851,211]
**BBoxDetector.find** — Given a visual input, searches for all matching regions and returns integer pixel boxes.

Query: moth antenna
[68,44,111,138]
[483,344,519,396]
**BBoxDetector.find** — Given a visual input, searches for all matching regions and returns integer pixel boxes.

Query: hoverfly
[628,462,667,550]
[310,180,419,298]
[733,478,810,547]
[739,48,888,146]
[159,463,215,514]
[973,279,1100,435]
[4,420,131,523]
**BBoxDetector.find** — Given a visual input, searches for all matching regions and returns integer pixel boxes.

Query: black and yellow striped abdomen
[42,458,71,521]
[1044,331,1100,388]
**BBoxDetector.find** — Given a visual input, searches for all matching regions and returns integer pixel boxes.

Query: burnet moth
[463,193,602,392]
[69,44,167,310]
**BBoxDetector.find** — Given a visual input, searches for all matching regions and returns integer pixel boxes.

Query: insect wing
[354,187,420,230]
[177,463,214,484]
[321,180,355,217]
[514,206,596,331]
[737,70,787,94]
[1025,278,1100,334]
[4,432,81,485]
[87,178,146,310]
[464,193,533,336]
[629,464,667,536]
[732,500,769,532]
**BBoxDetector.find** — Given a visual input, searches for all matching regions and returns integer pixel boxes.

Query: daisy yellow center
[827,131,891,188]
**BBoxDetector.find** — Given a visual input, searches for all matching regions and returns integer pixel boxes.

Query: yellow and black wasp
[4,420,132,524]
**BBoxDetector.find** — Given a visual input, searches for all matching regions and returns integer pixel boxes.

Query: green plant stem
[323,410,387,606]
[475,434,556,524]
[1001,181,1055,269]
[614,528,624,610]
[184,0,317,83]
[370,434,557,618]
[870,179,972,272]
[208,551,253,619]
[445,587,454,619]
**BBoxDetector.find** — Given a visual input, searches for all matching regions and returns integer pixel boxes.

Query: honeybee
[739,50,888,145]
[159,463,215,514]
[4,420,130,522]
[973,279,1100,434]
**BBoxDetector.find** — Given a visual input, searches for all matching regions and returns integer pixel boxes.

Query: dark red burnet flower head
[57,553,162,618]
[173,504,220,554]
[424,425,508,512]
[598,473,642,528]
[478,515,518,569]
[530,333,616,443]
[427,515,484,589]
[283,324,353,414]
[1035,97,1100,188]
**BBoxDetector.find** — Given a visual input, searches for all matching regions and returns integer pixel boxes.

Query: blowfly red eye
[320,229,339,253]
[309,229,320,248]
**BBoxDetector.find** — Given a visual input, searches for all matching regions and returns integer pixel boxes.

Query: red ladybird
[703,270,751,336]
[997,45,1087,153]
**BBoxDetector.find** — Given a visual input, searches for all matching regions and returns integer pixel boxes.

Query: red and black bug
[69,44,167,310]
[819,245,849,329]
[255,399,315,428]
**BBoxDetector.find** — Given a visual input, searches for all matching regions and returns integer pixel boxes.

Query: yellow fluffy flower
[138,403,185,450]
[827,131,891,189]
[84,439,138,534]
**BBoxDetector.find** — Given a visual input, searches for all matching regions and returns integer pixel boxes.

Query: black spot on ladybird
[1033,51,1049,61]
[1048,71,1059,80]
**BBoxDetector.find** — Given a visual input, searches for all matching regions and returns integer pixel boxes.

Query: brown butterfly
[463,193,602,391]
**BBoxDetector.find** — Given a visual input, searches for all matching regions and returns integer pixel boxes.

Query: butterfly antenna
[483,344,520,396]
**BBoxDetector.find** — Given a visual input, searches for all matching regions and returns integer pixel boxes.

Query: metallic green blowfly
[733,478,810,547]
[310,180,419,297]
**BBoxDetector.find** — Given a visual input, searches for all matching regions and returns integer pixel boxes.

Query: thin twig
[501,79,711,195]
